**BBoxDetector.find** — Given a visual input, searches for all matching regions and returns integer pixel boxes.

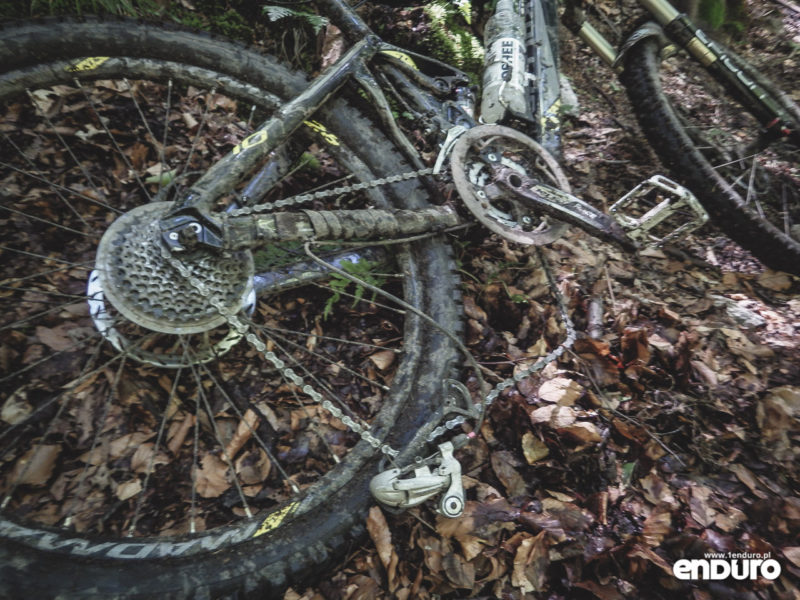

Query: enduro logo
[673,553,782,581]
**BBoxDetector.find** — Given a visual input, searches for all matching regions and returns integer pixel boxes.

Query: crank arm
[489,166,637,251]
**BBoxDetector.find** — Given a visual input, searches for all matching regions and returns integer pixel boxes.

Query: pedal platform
[609,175,709,247]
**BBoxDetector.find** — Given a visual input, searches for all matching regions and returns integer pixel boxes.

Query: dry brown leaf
[195,454,230,498]
[110,432,152,460]
[116,479,142,501]
[167,413,195,454]
[530,404,577,428]
[235,448,271,485]
[366,506,399,591]
[642,504,672,547]
[538,377,584,405]
[224,408,260,458]
[442,552,475,589]
[35,324,73,351]
[521,431,549,464]
[368,349,395,370]
[756,386,800,461]
[573,580,626,600]
[10,445,60,486]
[728,463,767,498]
[559,422,603,444]
[1,391,32,425]
[130,443,169,474]
[491,451,527,497]
[757,269,792,291]
[639,472,678,508]
[783,546,800,568]
[511,531,549,593]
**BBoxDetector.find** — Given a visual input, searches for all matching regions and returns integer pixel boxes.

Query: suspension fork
[159,35,383,249]
[638,0,798,139]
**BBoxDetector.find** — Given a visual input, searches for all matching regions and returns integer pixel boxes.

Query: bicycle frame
[157,0,795,254]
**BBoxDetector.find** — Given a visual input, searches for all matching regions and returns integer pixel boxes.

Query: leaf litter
[285,2,800,599]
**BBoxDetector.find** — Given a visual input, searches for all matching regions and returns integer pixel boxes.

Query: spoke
[159,79,173,195]
[74,78,153,203]
[0,161,122,214]
[183,339,252,519]
[2,133,89,226]
[263,322,401,353]
[25,88,107,202]
[195,359,300,494]
[178,87,216,181]
[0,284,91,305]
[0,316,142,385]
[62,355,128,528]
[127,365,182,537]
[0,246,95,270]
[0,336,106,457]
[256,327,372,433]
[0,159,122,215]
[0,204,90,237]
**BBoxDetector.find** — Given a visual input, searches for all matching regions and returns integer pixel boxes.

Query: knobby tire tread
[0,17,463,599]
[620,37,800,274]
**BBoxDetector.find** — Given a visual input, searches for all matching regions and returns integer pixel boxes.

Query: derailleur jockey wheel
[450,124,571,245]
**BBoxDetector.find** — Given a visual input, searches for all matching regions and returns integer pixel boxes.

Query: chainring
[450,124,570,245]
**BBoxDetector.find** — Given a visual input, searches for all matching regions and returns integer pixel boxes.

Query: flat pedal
[609,175,709,247]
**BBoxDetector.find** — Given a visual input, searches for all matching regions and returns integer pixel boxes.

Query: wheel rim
[659,48,800,245]
[0,58,426,545]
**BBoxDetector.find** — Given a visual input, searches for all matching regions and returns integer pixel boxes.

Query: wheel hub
[94,202,254,335]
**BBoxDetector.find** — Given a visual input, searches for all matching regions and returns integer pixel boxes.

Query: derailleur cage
[370,439,465,518]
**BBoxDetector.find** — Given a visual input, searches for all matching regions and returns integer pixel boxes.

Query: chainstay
[230,168,435,216]
[162,168,574,469]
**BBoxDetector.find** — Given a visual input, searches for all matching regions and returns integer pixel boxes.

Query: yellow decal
[303,120,340,146]
[253,501,300,537]
[233,129,269,155]
[380,50,418,70]
[67,57,110,72]
[541,98,561,133]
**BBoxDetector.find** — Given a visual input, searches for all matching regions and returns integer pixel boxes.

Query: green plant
[262,4,328,34]
[323,258,387,320]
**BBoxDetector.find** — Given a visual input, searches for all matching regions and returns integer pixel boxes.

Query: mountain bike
[0,0,796,597]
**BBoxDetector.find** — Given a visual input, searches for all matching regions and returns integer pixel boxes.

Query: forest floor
[285,2,800,599]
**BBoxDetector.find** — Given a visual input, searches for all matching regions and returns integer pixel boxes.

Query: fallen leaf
[530,404,577,428]
[559,422,603,444]
[442,552,475,589]
[783,546,800,568]
[538,377,584,405]
[369,349,395,370]
[367,506,399,591]
[10,445,60,486]
[521,432,549,464]
[512,531,549,593]
[1,390,32,425]
[116,479,142,501]
[195,454,230,498]
[642,504,672,546]
[224,408,260,458]
[491,451,527,497]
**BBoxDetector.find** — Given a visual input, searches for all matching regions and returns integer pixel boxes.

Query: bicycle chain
[164,166,575,467]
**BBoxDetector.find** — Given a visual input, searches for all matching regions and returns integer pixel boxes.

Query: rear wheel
[621,34,800,273]
[0,18,461,598]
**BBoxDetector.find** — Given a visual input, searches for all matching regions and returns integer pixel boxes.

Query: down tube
[165,36,382,216]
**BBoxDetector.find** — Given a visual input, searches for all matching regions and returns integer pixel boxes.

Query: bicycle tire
[620,35,800,274]
[0,17,461,598]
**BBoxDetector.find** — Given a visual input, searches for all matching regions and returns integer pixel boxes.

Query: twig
[772,0,800,15]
